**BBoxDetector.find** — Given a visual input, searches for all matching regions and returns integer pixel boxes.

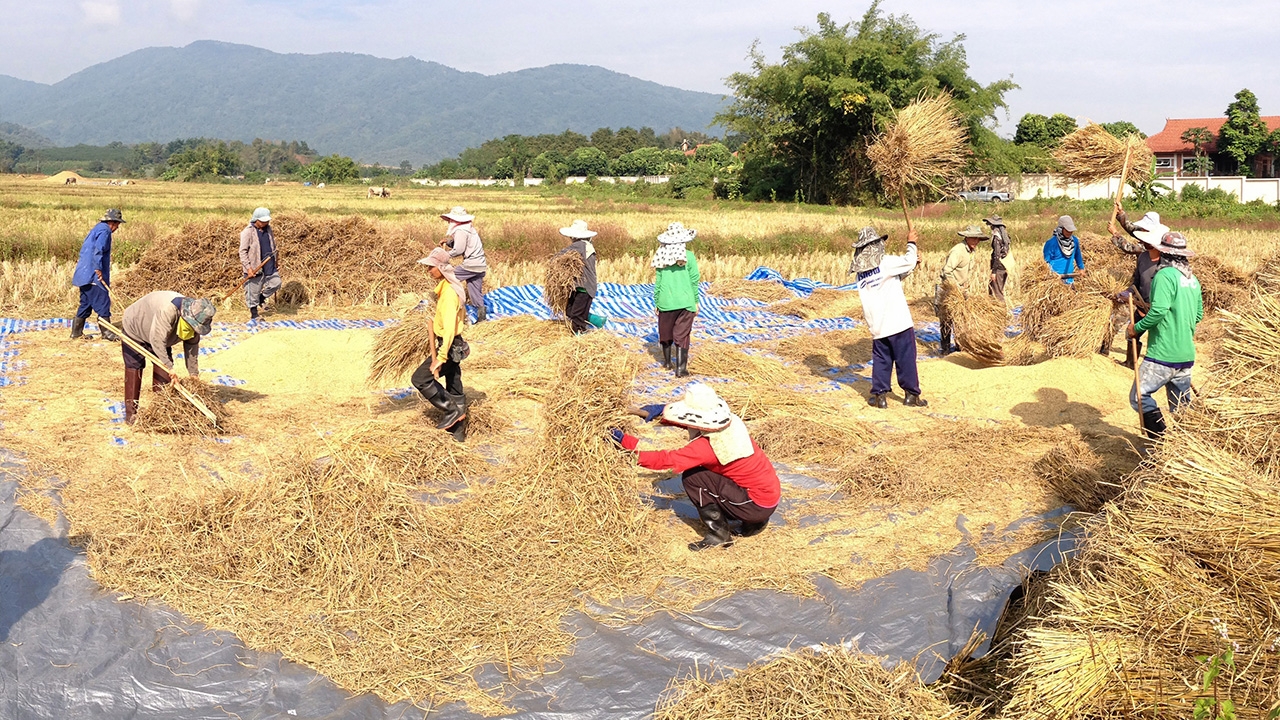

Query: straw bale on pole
[867,93,968,230]
[938,279,1006,365]
[1052,123,1153,186]
[543,251,584,321]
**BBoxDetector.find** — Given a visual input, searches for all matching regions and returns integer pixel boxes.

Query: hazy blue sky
[3,0,1278,136]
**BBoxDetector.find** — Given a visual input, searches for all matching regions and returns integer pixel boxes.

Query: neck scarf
[849,241,885,275]
[652,242,688,269]
[423,247,467,304]
[1160,255,1194,279]
[705,415,755,465]
[1055,228,1075,259]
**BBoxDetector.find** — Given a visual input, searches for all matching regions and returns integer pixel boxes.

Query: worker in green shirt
[1126,231,1203,439]
[652,222,700,377]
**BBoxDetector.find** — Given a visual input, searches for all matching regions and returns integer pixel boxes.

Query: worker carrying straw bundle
[652,221,700,378]
[411,248,471,442]
[934,224,989,356]
[1042,215,1086,285]
[849,226,928,409]
[555,220,600,334]
[984,214,1015,304]
[438,206,488,323]
[610,384,780,551]
[239,207,282,320]
[70,209,124,342]
[1126,231,1203,440]
[1109,203,1170,369]
[119,291,216,424]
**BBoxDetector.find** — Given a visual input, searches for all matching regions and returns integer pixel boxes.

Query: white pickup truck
[958,186,1012,202]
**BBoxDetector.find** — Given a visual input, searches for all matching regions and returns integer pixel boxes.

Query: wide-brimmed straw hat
[441,206,474,223]
[99,208,126,223]
[853,226,888,249]
[560,219,598,239]
[661,384,732,432]
[957,225,989,240]
[179,297,216,336]
[1157,231,1195,258]
[1131,212,1167,248]
[658,221,696,245]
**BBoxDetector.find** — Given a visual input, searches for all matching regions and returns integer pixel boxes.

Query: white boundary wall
[411,176,671,187]
[979,174,1280,204]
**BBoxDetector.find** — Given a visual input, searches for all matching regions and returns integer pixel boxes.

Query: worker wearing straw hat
[1043,215,1085,285]
[984,215,1015,304]
[119,291,216,424]
[934,224,989,356]
[652,221,700,378]
[439,206,489,323]
[1109,204,1170,369]
[1126,232,1203,440]
[609,384,780,551]
[849,226,928,409]
[411,248,471,441]
[70,209,124,342]
[556,220,599,334]
[239,207,282,320]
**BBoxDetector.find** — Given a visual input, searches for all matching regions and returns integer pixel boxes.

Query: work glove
[639,404,666,423]
[608,428,625,446]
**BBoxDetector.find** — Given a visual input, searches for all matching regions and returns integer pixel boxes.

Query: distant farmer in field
[850,226,927,409]
[439,206,489,322]
[556,220,599,334]
[1109,203,1169,369]
[610,384,781,551]
[119,292,216,424]
[935,224,989,355]
[411,248,470,442]
[984,215,1014,304]
[1043,215,1085,285]
[70,209,124,342]
[238,207,282,320]
[1126,232,1203,440]
[652,221,700,378]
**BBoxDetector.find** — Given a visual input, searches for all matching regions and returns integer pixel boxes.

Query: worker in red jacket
[610,384,781,551]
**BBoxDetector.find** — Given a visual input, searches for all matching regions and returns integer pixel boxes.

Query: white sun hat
[559,219,598,239]
[440,206,474,223]
[1131,212,1168,248]
[657,221,697,245]
[661,384,733,432]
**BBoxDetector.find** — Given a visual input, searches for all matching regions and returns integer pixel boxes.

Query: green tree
[1102,120,1145,139]
[1219,88,1271,176]
[304,154,359,183]
[716,3,1015,203]
[530,151,568,180]
[1014,113,1050,145]
[1045,113,1077,142]
[0,139,23,173]
[567,146,609,176]
[1181,126,1214,176]
[162,140,241,180]
[694,142,733,167]
[491,156,515,179]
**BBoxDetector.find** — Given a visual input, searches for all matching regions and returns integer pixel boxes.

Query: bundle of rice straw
[769,288,863,321]
[276,279,310,306]
[1017,261,1114,359]
[1017,261,1077,339]
[938,279,1006,365]
[543,251,584,320]
[366,305,434,386]
[1032,439,1116,513]
[133,378,232,435]
[1052,123,1153,185]
[707,278,795,303]
[690,342,800,386]
[1194,254,1252,312]
[655,645,980,720]
[867,93,968,224]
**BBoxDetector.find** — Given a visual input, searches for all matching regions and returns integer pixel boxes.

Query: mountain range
[0,41,726,164]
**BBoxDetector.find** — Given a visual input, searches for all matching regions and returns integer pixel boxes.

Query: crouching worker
[610,384,780,551]
[120,292,216,424]
[411,248,470,442]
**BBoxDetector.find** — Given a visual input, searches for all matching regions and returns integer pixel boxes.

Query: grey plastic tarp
[1,465,1076,720]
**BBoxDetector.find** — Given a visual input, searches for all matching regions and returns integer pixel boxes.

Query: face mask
[176,317,196,340]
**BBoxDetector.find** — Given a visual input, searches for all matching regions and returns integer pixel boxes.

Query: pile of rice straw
[1032,438,1116,513]
[769,288,863,321]
[366,306,434,386]
[750,415,877,466]
[690,342,800,386]
[938,279,1006,365]
[1052,123,1153,185]
[1013,261,1114,362]
[867,93,968,201]
[276,279,310,305]
[543,251,584,320]
[707,278,796,303]
[133,378,232,435]
[655,645,980,720]
[1194,254,1252,312]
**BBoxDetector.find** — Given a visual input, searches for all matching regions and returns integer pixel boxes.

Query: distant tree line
[2,137,325,180]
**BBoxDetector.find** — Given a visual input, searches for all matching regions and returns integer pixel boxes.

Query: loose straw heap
[1032,438,1116,513]
[1011,262,1114,362]
[655,645,980,720]
[938,279,1007,365]
[707,278,795,304]
[1053,123,1153,185]
[543,251,584,320]
[366,306,435,386]
[868,93,968,201]
[133,378,232,435]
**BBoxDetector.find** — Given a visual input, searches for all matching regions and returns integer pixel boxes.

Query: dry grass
[749,415,877,466]
[707,278,796,303]
[366,308,434,386]
[1053,123,1154,186]
[1017,261,1115,360]
[1032,438,1117,514]
[768,288,863,320]
[0,259,79,311]
[868,93,968,203]
[690,342,801,386]
[542,250,583,320]
[133,378,232,436]
[939,279,1007,365]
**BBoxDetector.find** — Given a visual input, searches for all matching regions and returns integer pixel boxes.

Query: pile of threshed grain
[1052,123,1153,185]
[707,278,795,304]
[938,279,1007,365]
[867,93,968,203]
[542,251,583,321]
[655,645,980,720]
[366,305,435,386]
[133,379,232,435]
[116,214,428,306]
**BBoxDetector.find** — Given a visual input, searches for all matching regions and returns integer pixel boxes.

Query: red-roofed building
[1146,116,1280,177]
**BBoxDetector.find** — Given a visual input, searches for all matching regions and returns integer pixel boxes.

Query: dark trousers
[657,309,696,349]
[566,291,594,334]
[76,283,111,319]
[122,338,173,385]
[411,355,463,398]
[871,327,921,396]
[989,263,1008,303]
[454,267,486,310]
[681,467,775,524]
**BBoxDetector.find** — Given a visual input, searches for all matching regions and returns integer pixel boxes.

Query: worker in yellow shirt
[412,248,470,441]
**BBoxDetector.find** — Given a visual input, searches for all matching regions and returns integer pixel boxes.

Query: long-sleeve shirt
[432,281,465,363]
[1110,212,1160,305]
[71,222,113,288]
[854,242,917,339]
[990,225,1011,270]
[559,240,599,298]
[121,291,200,375]
[654,250,700,313]
[1134,265,1203,366]
[620,433,781,508]
[445,224,488,273]
[939,242,976,293]
[239,224,279,277]
[1043,234,1085,284]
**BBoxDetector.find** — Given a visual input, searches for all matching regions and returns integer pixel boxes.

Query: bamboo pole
[1112,145,1133,229]
[1128,294,1144,433]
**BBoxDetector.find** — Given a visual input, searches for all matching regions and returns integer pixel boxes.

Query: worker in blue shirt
[1042,215,1086,285]
[70,209,124,341]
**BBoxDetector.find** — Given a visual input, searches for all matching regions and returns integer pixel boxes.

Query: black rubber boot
[868,393,888,409]
[736,519,769,538]
[905,392,929,407]
[98,316,119,342]
[1142,409,1166,440]
[70,317,86,339]
[688,504,733,551]
[661,342,672,369]
[250,305,259,320]
[474,304,486,323]
[675,346,689,378]
[447,391,468,441]
[419,381,465,430]
[939,326,953,356]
